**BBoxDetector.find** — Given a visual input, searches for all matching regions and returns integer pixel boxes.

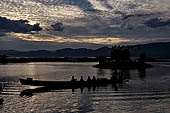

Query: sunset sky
[0,0,170,50]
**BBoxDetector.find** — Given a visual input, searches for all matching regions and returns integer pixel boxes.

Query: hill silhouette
[0,42,170,58]
[130,42,170,57]
[0,46,111,58]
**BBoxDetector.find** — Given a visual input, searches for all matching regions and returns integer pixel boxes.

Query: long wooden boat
[19,77,115,89]
[20,78,72,88]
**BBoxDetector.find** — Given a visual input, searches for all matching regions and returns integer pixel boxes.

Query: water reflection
[78,91,94,113]
[2,62,170,113]
[110,69,131,91]
[96,69,105,78]
[19,69,133,96]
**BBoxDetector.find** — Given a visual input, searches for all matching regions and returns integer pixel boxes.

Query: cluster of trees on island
[95,45,151,69]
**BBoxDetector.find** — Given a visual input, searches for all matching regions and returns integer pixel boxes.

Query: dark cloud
[35,0,95,12]
[122,13,150,20]
[51,23,64,31]
[144,18,170,28]
[0,16,42,33]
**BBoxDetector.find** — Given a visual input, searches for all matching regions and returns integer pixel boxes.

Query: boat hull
[19,78,113,89]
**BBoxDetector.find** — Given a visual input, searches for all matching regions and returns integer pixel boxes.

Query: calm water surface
[1,62,170,113]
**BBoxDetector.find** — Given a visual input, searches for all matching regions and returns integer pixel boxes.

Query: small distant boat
[19,77,114,89]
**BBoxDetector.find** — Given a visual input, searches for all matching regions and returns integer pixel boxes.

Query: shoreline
[0,57,170,64]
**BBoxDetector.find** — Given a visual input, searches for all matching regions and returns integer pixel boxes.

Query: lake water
[1,62,170,113]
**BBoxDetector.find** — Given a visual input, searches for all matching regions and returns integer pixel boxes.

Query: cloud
[0,35,105,51]
[0,0,170,50]
[51,23,64,31]
[0,16,42,33]
[144,18,170,28]
[34,0,95,12]
[122,13,150,20]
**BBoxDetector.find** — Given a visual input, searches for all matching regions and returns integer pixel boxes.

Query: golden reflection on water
[27,63,36,78]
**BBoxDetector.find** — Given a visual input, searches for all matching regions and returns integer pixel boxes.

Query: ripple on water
[1,83,170,113]
[1,62,170,113]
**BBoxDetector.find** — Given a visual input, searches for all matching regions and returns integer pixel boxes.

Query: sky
[0,0,170,50]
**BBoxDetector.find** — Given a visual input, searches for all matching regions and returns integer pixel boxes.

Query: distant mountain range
[131,42,170,58]
[0,47,111,58]
[0,42,170,58]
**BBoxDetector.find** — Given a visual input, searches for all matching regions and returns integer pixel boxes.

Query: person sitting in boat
[71,76,77,82]
[87,76,92,88]
[92,76,96,82]
[80,76,85,90]
[80,76,84,82]
[87,76,92,84]
[92,76,97,86]
[87,76,91,82]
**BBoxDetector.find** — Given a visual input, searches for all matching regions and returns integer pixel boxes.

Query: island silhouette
[93,45,152,69]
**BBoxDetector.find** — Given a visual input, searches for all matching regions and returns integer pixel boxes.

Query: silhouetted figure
[87,76,91,83]
[71,76,77,92]
[80,76,84,82]
[71,76,76,82]
[92,76,96,82]
[92,76,97,88]
[80,76,85,93]
[87,76,92,90]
